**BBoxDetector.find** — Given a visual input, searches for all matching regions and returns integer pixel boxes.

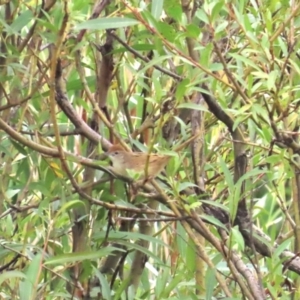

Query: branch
[55,58,111,150]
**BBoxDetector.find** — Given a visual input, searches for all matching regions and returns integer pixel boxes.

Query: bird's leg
[141,175,154,186]
[129,182,139,202]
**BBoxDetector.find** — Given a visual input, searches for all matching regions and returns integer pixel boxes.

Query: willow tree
[0,0,299,299]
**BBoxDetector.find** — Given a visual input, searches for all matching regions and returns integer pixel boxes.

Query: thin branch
[116,216,191,222]
[55,59,111,149]
[77,0,111,42]
[110,32,183,81]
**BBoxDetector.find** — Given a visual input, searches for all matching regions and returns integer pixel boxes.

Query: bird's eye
[114,151,118,155]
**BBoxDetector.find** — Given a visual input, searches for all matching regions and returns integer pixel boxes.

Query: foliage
[0,0,300,299]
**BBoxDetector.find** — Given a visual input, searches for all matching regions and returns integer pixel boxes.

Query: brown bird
[105,145,171,179]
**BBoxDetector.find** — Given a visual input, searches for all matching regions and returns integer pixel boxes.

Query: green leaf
[138,54,172,74]
[199,43,213,67]
[229,53,261,71]
[209,63,223,72]
[75,18,139,30]
[186,24,200,38]
[201,215,227,230]
[243,13,254,33]
[232,114,248,132]
[205,268,216,300]
[230,184,242,222]
[37,18,58,33]
[177,102,209,111]
[238,0,246,12]
[237,168,268,184]
[267,70,278,90]
[277,36,288,56]
[230,226,245,251]
[178,182,198,192]
[195,9,209,24]
[0,271,27,286]
[10,10,34,33]
[155,267,169,297]
[93,267,112,300]
[152,69,163,101]
[289,58,300,75]
[185,238,196,272]
[5,188,20,199]
[215,21,228,34]
[11,140,27,155]
[120,241,164,264]
[164,0,182,22]
[151,0,164,19]
[67,75,95,91]
[115,277,132,299]
[211,0,225,22]
[54,200,86,219]
[156,21,176,41]
[162,274,185,297]
[218,155,234,192]
[118,43,155,52]
[274,239,292,257]
[28,182,51,197]
[176,222,187,258]
[200,200,229,212]
[94,231,169,248]
[175,78,189,101]
[20,253,43,300]
[45,248,119,265]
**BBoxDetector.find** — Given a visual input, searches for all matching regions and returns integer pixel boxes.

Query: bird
[104,144,171,179]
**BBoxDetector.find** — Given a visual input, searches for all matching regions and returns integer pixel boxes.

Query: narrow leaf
[45,248,119,265]
[11,10,34,33]
[0,271,27,286]
[177,102,209,111]
[151,0,164,19]
[75,18,139,30]
[267,70,278,90]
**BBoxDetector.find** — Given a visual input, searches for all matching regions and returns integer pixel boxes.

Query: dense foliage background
[1,0,300,299]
